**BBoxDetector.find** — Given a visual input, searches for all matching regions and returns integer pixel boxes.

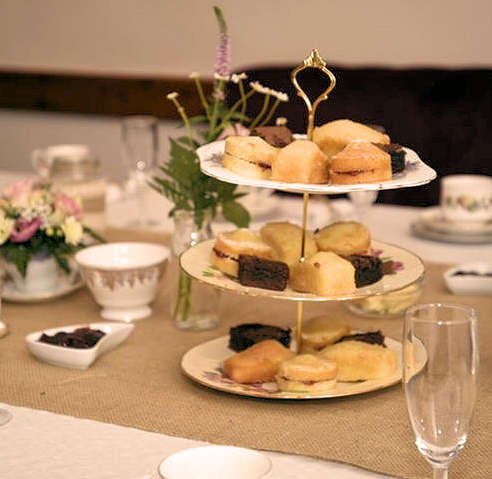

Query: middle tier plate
[197,140,436,194]
[180,239,425,301]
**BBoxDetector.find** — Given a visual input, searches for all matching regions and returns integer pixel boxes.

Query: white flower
[61,216,83,245]
[249,81,270,95]
[274,91,289,102]
[0,211,13,245]
[167,92,179,100]
[214,72,230,82]
[276,117,288,126]
[189,72,201,79]
[231,72,248,84]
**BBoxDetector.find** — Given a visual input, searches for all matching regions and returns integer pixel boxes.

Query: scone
[223,339,295,384]
[289,251,356,296]
[271,140,329,184]
[319,340,398,382]
[300,315,351,353]
[223,136,278,180]
[260,221,318,269]
[315,221,371,256]
[210,229,273,277]
[329,141,392,185]
[313,119,390,159]
[275,354,337,393]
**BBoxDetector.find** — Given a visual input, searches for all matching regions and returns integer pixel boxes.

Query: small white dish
[25,322,134,369]
[75,242,170,321]
[444,263,492,295]
[158,445,272,479]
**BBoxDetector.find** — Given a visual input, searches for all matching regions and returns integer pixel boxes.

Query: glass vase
[169,210,220,330]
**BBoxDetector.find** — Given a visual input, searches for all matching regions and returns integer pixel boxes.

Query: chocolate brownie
[250,126,293,148]
[344,254,383,287]
[238,254,289,291]
[229,323,292,352]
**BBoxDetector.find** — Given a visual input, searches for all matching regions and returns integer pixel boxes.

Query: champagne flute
[0,271,13,426]
[121,115,159,227]
[403,303,479,478]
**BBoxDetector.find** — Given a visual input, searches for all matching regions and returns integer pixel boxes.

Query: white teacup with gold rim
[440,174,492,224]
[75,242,169,322]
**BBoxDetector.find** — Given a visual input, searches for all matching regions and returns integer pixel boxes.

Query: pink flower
[2,180,35,207]
[217,122,250,140]
[10,217,42,243]
[55,192,82,219]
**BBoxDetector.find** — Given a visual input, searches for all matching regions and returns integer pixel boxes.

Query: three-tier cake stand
[178,50,435,399]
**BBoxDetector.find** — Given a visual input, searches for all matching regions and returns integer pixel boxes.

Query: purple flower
[213,7,231,76]
[10,217,42,243]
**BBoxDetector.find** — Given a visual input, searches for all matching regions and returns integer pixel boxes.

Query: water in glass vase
[169,210,220,331]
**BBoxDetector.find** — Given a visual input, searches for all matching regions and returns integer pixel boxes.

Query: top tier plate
[197,140,436,195]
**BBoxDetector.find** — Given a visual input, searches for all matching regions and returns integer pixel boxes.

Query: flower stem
[169,97,194,144]
[249,94,271,130]
[212,89,255,138]
[172,270,193,323]
[209,79,224,134]
[193,77,210,121]
[258,98,281,127]
[239,79,247,117]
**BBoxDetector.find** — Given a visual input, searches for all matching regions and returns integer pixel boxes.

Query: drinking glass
[403,303,479,478]
[0,272,13,426]
[121,115,159,226]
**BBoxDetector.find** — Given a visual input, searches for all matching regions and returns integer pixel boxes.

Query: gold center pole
[291,49,336,354]
[296,191,310,352]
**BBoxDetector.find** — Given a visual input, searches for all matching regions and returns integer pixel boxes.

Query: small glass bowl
[346,278,424,319]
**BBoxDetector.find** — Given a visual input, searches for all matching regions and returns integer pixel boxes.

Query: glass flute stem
[433,466,449,479]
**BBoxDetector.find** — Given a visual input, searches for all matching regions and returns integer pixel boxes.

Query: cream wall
[1,0,491,175]
[1,0,492,76]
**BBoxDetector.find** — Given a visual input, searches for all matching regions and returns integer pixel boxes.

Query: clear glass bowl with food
[346,278,424,319]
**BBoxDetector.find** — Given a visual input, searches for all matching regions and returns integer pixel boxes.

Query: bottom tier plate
[180,239,425,301]
[182,335,407,400]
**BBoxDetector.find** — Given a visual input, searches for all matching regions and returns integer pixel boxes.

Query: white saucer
[419,207,492,235]
[2,277,84,303]
[411,221,492,245]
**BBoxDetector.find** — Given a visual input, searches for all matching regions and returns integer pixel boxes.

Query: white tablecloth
[0,403,392,479]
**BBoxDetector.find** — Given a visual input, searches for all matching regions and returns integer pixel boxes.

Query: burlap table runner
[1,228,490,478]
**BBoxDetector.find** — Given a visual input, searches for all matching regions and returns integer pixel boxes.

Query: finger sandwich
[223,136,278,180]
[210,229,274,277]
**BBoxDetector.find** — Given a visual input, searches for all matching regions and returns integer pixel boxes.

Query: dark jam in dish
[39,327,106,349]
[452,271,492,277]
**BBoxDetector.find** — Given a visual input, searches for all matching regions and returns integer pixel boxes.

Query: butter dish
[444,263,492,295]
[26,322,134,369]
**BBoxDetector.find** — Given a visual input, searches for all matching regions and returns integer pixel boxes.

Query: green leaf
[221,200,250,228]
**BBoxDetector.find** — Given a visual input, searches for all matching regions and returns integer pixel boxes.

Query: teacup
[75,242,169,322]
[440,174,492,223]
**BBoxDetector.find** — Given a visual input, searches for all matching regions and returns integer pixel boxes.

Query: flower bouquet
[150,6,289,329]
[0,180,103,293]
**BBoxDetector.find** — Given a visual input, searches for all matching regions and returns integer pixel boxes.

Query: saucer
[419,207,492,235]
[1,277,84,303]
[158,446,272,479]
[25,321,134,369]
[411,221,492,245]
